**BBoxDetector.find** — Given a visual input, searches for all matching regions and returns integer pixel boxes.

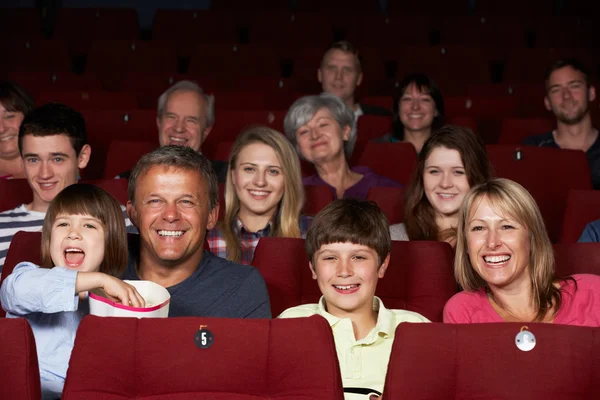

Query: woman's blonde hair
[455,178,564,321]
[220,126,305,263]
[41,183,127,277]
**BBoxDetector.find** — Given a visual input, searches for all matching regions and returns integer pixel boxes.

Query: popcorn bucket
[89,280,170,318]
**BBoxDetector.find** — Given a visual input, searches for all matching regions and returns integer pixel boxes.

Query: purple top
[443,274,600,327]
[302,166,402,200]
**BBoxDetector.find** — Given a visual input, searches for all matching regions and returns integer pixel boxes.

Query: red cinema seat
[54,8,139,55]
[83,109,157,144]
[7,72,101,96]
[0,179,32,212]
[0,8,43,40]
[356,115,393,143]
[62,316,344,399]
[498,117,555,145]
[554,242,600,277]
[0,319,41,399]
[202,140,234,162]
[188,44,281,79]
[36,91,138,111]
[351,142,417,185]
[560,190,600,243]
[252,238,456,321]
[446,116,478,133]
[86,40,178,90]
[303,185,335,216]
[83,178,130,205]
[0,39,70,74]
[383,323,600,399]
[487,145,592,243]
[367,186,405,224]
[104,140,157,179]
[249,12,334,47]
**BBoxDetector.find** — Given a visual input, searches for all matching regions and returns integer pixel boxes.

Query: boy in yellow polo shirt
[278,199,429,400]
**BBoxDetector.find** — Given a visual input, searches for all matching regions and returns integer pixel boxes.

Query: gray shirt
[390,223,409,241]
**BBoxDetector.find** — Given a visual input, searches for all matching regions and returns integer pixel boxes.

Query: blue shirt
[0,262,87,399]
[579,219,600,242]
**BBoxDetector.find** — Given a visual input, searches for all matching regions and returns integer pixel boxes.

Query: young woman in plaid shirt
[206,127,311,264]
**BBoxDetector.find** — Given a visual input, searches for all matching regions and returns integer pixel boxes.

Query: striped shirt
[0,204,136,272]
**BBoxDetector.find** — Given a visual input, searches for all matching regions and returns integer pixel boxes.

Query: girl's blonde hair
[220,126,305,263]
[41,183,127,277]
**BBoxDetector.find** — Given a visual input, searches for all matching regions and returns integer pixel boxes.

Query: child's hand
[76,272,146,307]
[101,276,146,308]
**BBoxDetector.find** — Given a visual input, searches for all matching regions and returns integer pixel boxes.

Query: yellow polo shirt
[278,296,430,399]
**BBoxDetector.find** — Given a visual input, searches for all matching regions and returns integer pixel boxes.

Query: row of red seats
[4,233,600,321]
[7,315,600,399]
[3,6,596,49]
[2,38,597,89]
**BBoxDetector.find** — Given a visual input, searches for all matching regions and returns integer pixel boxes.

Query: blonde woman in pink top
[444,179,600,326]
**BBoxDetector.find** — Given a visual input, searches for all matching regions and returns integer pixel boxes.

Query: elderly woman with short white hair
[284,93,401,200]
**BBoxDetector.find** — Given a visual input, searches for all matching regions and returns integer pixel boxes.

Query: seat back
[351,142,417,185]
[0,179,31,212]
[553,242,600,277]
[252,238,456,321]
[104,140,157,179]
[367,186,405,224]
[487,145,592,243]
[498,117,555,145]
[303,185,335,216]
[560,189,600,243]
[0,319,41,399]
[383,323,600,399]
[63,315,344,399]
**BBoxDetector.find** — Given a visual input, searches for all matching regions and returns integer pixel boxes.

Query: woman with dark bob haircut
[390,125,493,245]
[0,81,35,178]
[444,178,600,325]
[374,73,444,154]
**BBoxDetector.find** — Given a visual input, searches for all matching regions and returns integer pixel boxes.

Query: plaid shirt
[206,215,313,265]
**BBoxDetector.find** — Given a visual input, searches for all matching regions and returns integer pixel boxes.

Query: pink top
[443,274,600,327]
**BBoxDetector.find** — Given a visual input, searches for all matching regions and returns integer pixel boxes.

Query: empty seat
[367,186,405,224]
[356,115,393,143]
[205,110,286,150]
[188,44,281,78]
[103,140,158,179]
[0,39,70,74]
[54,8,139,54]
[249,12,334,47]
[0,179,32,212]
[554,242,600,276]
[487,145,593,243]
[383,323,600,399]
[0,319,41,399]
[36,91,138,111]
[303,184,335,216]
[7,72,101,96]
[351,142,417,185]
[83,109,157,144]
[252,237,456,321]
[498,117,555,145]
[560,190,600,243]
[62,315,344,399]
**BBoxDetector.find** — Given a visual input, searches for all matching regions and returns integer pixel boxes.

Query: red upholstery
[487,145,592,243]
[6,71,101,95]
[446,116,478,133]
[207,110,286,147]
[37,91,138,111]
[252,238,456,321]
[0,39,70,74]
[383,323,600,399]
[104,140,157,179]
[355,115,393,143]
[188,44,281,78]
[303,185,335,216]
[0,179,32,212]
[83,109,157,144]
[560,190,600,243]
[248,12,333,47]
[0,231,42,318]
[351,142,417,185]
[0,318,41,400]
[0,8,43,40]
[367,186,405,224]
[63,315,344,399]
[203,140,234,163]
[498,117,555,145]
[554,243,600,277]
[85,178,130,205]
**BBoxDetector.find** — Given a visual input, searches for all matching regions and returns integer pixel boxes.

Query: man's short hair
[0,81,35,115]
[321,40,362,73]
[128,145,218,210]
[305,198,391,265]
[18,103,87,156]
[157,80,215,127]
[545,58,591,90]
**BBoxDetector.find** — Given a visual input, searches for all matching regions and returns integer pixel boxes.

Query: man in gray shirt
[124,145,271,318]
